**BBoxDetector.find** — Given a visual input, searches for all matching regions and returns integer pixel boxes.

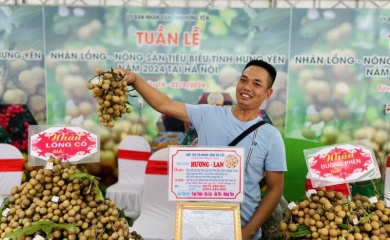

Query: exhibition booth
[0,4,390,240]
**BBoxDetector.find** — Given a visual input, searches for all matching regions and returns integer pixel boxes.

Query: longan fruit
[334,216,343,223]
[371,215,379,222]
[364,222,372,231]
[309,202,318,209]
[326,212,335,221]
[319,228,328,236]
[111,232,119,239]
[338,210,346,218]
[298,201,307,209]
[376,202,386,212]
[324,202,333,210]
[329,228,338,237]
[334,205,342,212]
[381,214,389,223]
[329,221,338,229]
[312,213,321,221]
[86,212,95,219]
[348,201,356,210]
[315,221,324,228]
[371,221,380,230]
[336,199,345,206]
[325,191,335,199]
[335,192,344,199]
[372,228,381,236]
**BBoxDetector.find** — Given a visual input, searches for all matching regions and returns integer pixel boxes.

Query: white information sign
[175,202,242,240]
[168,146,244,202]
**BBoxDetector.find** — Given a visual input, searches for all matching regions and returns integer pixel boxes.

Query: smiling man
[114,59,287,240]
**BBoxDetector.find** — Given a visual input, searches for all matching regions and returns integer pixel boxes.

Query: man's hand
[241,227,254,240]
[113,68,137,85]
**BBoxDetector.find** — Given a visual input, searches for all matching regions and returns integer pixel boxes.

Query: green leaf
[69,172,90,178]
[339,235,347,240]
[52,223,77,232]
[333,221,350,230]
[7,221,78,238]
[287,225,311,237]
[42,225,53,237]
[361,213,375,222]
[94,179,104,201]
[0,199,13,219]
[68,172,104,201]
[6,225,42,238]
[119,208,135,227]
[3,199,13,206]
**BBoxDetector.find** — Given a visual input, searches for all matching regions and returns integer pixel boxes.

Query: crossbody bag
[228,120,267,147]
[228,120,268,190]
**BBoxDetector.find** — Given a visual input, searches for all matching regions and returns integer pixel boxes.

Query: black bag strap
[228,121,267,146]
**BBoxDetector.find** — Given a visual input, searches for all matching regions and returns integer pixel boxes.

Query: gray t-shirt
[186,103,287,240]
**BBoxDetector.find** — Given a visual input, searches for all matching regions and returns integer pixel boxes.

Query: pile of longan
[281,187,390,240]
[87,68,134,128]
[0,157,142,240]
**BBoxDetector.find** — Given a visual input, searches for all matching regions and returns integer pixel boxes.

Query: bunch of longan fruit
[281,187,390,240]
[0,157,143,240]
[87,68,134,128]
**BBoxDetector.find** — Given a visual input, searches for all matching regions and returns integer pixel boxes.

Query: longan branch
[87,68,136,128]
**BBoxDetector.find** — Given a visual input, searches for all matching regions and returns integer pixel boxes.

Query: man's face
[235,65,273,110]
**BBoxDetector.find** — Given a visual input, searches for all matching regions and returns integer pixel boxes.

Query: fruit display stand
[0,125,144,239]
[280,141,386,240]
[0,156,143,240]
[280,186,389,240]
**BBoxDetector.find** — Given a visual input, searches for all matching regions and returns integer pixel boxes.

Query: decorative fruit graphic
[1,59,47,125]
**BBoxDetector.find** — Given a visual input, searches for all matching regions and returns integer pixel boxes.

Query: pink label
[310,147,372,179]
[31,127,97,161]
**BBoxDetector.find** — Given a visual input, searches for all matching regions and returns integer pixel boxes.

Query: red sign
[305,142,381,187]
[30,127,98,162]
[310,147,372,179]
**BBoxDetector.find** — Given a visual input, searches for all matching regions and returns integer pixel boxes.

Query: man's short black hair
[243,59,277,88]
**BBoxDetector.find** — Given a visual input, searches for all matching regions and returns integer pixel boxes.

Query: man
[114,59,287,240]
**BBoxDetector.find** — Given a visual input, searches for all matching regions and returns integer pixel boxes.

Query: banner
[0,6,389,199]
[286,9,390,145]
[43,7,290,134]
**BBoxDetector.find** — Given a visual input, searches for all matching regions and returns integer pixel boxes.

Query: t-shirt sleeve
[185,103,214,127]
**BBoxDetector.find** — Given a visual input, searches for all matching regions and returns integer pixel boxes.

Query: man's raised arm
[114,68,190,123]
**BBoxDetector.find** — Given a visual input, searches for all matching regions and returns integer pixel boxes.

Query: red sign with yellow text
[304,141,381,188]
[29,126,98,164]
